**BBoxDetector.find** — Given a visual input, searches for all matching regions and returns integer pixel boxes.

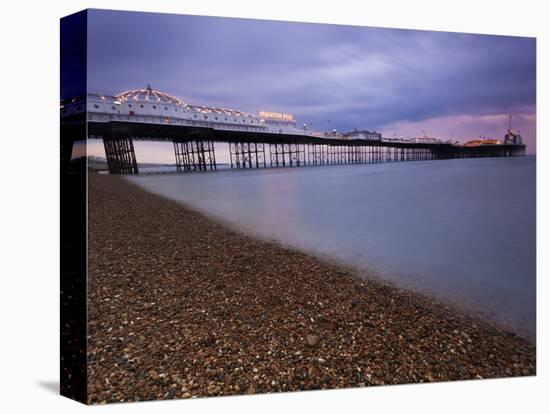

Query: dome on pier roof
[115,85,186,106]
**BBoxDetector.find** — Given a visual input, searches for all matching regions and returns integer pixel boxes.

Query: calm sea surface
[127,156,536,340]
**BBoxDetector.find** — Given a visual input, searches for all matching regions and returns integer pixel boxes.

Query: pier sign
[259,111,295,121]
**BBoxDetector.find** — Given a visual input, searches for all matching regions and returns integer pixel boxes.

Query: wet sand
[87,173,535,404]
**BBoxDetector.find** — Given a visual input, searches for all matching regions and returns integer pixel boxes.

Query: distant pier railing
[67,120,526,174]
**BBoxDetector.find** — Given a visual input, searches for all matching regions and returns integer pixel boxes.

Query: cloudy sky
[86,9,536,157]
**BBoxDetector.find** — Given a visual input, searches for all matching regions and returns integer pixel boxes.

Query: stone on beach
[306,335,321,347]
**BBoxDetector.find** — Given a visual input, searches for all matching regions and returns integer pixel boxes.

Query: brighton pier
[61,87,526,174]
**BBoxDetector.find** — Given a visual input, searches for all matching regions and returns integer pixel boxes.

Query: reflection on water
[127,156,536,340]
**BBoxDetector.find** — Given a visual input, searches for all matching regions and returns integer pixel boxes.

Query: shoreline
[128,181,534,343]
[87,173,536,404]
[126,157,536,342]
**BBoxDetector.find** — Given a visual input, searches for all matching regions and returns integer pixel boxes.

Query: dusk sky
[86,9,536,160]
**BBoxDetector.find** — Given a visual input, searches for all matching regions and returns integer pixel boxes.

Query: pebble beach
[87,173,536,404]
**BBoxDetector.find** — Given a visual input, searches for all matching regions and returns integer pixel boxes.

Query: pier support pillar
[173,139,216,172]
[269,143,305,167]
[103,136,139,174]
[229,142,266,169]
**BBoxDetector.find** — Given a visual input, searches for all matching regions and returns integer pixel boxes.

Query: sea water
[127,156,536,340]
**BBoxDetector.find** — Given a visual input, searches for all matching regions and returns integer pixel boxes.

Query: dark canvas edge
[60,9,88,404]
